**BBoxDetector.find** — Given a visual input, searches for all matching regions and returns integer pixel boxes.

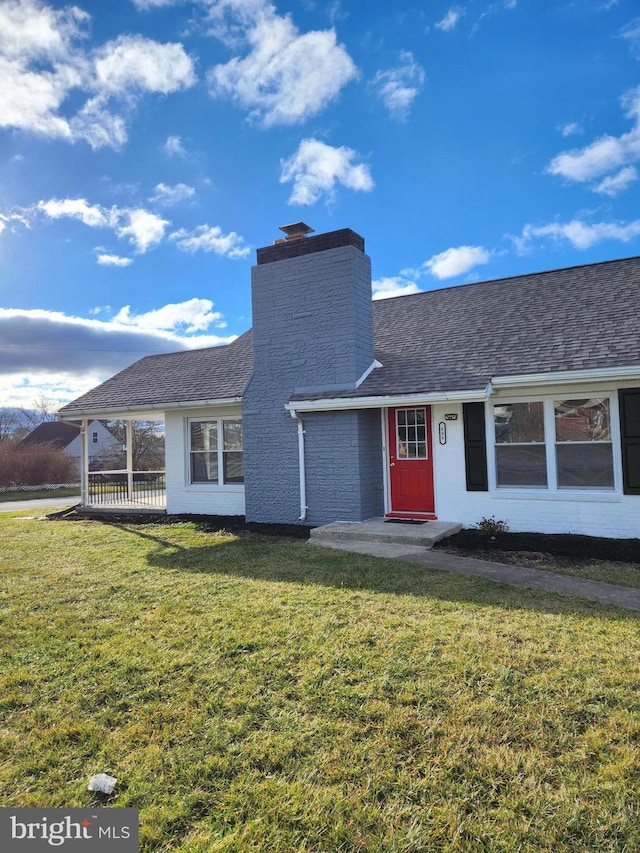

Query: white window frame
[486,392,622,499]
[186,417,244,488]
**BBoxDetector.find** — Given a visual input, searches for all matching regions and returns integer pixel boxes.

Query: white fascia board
[57,397,243,420]
[285,388,489,413]
[491,366,640,390]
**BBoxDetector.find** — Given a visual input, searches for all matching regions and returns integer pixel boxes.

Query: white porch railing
[87,470,166,509]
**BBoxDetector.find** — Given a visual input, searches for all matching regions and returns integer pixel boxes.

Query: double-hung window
[494,402,547,487]
[493,396,615,491]
[554,398,613,488]
[189,419,243,485]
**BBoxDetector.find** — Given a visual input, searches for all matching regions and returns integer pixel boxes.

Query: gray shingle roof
[59,330,253,416]
[356,255,640,398]
[20,420,81,448]
[59,256,640,416]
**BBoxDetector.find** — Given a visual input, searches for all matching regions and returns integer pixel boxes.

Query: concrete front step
[309,517,462,549]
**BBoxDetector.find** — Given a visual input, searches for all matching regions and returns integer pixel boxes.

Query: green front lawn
[1,514,639,852]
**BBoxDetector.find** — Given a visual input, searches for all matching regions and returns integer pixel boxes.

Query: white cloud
[0,0,88,62]
[96,254,133,267]
[435,8,464,31]
[620,18,640,57]
[164,134,186,156]
[94,35,195,97]
[0,55,80,142]
[424,245,490,279]
[280,138,374,205]
[0,211,31,232]
[113,298,226,333]
[371,52,425,120]
[116,208,170,253]
[170,224,250,258]
[594,165,638,196]
[547,86,640,193]
[148,182,195,205]
[208,3,357,126]
[372,276,421,300]
[0,1,195,149]
[38,197,113,228]
[37,197,169,254]
[133,0,182,8]
[561,121,581,137]
[513,218,640,251]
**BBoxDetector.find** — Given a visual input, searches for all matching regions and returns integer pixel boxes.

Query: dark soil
[435,528,640,564]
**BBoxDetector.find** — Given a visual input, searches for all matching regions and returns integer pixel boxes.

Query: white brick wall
[164,406,245,516]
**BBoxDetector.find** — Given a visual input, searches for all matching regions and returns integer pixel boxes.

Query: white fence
[0,483,80,493]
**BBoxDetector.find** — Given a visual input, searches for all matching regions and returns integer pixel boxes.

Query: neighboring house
[21,420,118,473]
[58,225,640,539]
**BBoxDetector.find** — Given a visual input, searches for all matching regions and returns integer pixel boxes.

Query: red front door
[387,406,435,516]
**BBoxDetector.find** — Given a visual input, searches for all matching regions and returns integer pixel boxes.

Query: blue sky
[1,0,639,408]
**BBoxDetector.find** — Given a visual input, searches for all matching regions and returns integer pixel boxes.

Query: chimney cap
[279,222,315,240]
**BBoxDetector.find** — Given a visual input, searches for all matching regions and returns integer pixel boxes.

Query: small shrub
[475,516,510,538]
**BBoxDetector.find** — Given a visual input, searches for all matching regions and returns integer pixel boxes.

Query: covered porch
[77,415,166,513]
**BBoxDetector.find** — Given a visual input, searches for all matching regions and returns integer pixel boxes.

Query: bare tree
[19,396,58,431]
[0,408,20,443]
[105,420,165,471]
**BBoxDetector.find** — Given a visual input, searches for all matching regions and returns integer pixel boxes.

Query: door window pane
[396,408,428,459]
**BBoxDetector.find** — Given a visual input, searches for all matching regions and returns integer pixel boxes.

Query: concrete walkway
[310,529,640,613]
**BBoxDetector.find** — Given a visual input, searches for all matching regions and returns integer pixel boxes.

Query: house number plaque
[438,422,446,445]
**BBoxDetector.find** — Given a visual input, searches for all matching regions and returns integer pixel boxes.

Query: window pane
[223,420,243,451]
[494,402,544,443]
[554,399,611,442]
[190,421,217,451]
[223,451,244,484]
[496,445,547,486]
[191,452,218,483]
[556,443,614,488]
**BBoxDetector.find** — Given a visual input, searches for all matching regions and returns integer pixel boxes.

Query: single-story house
[20,419,118,474]
[58,225,640,539]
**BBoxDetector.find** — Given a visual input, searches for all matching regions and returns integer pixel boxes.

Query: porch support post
[126,419,134,501]
[80,418,89,506]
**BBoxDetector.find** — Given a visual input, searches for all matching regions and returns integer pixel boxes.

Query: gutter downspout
[289,409,307,521]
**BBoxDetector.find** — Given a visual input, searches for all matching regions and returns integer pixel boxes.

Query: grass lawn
[1,513,639,852]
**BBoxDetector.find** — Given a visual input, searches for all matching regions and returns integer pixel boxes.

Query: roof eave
[491,365,640,390]
[57,396,243,420]
[285,387,491,413]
